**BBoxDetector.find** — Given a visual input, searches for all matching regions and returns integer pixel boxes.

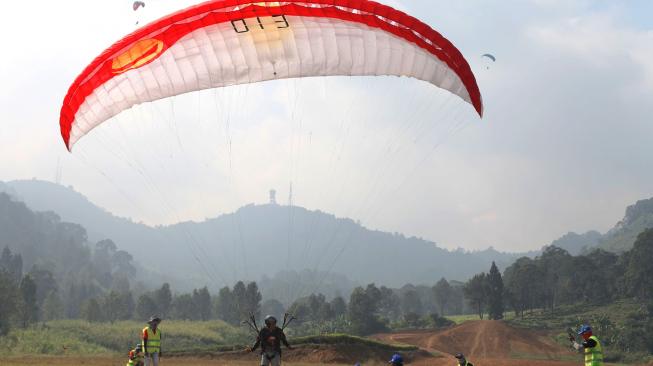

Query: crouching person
[127,343,144,366]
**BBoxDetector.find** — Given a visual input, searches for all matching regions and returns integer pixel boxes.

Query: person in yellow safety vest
[142,315,162,366]
[455,353,474,366]
[127,343,144,366]
[570,324,603,366]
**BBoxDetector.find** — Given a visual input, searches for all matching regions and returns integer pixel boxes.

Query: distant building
[269,189,277,205]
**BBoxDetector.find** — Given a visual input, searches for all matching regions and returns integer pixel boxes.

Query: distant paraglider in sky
[133,1,145,11]
[133,1,145,25]
[482,54,496,62]
[482,53,496,69]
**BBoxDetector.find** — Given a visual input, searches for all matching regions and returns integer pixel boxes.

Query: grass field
[444,314,481,324]
[0,319,249,357]
[445,312,515,324]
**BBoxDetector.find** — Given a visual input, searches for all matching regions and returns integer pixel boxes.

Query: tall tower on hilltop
[269,189,277,205]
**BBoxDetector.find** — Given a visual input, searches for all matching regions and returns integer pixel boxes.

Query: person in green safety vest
[570,324,603,366]
[126,343,144,366]
[142,315,162,366]
[455,353,474,366]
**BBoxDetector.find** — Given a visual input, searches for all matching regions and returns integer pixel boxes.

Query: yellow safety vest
[584,336,603,366]
[142,326,161,354]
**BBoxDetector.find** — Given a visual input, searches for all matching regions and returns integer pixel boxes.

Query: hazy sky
[1,0,652,252]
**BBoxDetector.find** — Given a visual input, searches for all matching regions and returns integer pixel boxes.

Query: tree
[111,250,136,278]
[307,293,327,321]
[232,281,247,319]
[153,283,172,318]
[487,262,504,320]
[463,273,488,319]
[428,313,454,329]
[288,301,311,323]
[448,281,465,315]
[171,294,194,320]
[261,299,285,319]
[136,294,158,321]
[503,257,542,317]
[348,286,386,335]
[331,296,347,318]
[94,239,117,288]
[64,280,102,319]
[623,229,653,300]
[585,249,619,303]
[538,246,573,310]
[433,278,453,316]
[244,282,262,318]
[102,291,123,323]
[215,286,240,325]
[116,291,135,320]
[0,270,20,335]
[404,312,421,328]
[1,247,23,283]
[378,287,400,321]
[81,298,103,323]
[19,275,38,327]
[193,287,212,321]
[110,276,131,294]
[42,290,64,321]
[401,289,423,316]
[318,301,334,321]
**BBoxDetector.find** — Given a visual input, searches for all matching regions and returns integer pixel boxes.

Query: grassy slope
[0,321,413,359]
[445,312,516,324]
[0,320,249,356]
[506,300,650,363]
[506,300,644,330]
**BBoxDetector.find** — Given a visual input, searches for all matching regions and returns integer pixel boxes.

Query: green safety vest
[142,326,161,354]
[584,336,603,366]
[457,361,473,366]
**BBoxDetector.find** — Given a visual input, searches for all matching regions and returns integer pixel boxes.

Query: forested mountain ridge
[546,231,602,255]
[0,192,136,282]
[1,179,526,289]
[543,197,653,254]
[600,197,653,252]
[0,192,142,323]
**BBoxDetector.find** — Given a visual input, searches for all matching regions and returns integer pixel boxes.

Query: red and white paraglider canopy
[60,0,482,150]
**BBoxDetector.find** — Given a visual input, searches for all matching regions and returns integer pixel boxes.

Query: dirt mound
[374,320,568,360]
